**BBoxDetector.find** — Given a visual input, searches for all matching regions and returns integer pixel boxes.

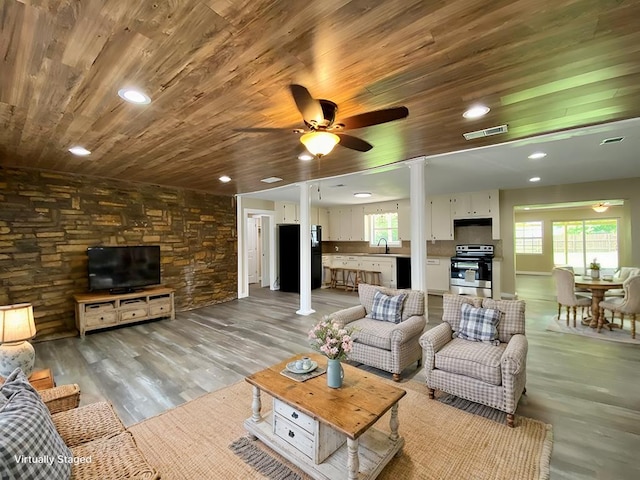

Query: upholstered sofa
[330,283,426,381]
[0,369,158,479]
[419,294,528,427]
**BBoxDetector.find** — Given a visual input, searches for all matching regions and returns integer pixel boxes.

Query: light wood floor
[35,276,640,479]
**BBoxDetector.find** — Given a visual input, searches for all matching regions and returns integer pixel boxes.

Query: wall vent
[463,124,508,140]
[600,136,624,145]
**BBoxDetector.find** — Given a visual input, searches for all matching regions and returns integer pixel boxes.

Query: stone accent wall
[0,167,237,339]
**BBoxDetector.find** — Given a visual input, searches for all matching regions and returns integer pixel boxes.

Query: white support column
[236,195,248,298]
[407,157,428,299]
[297,182,315,315]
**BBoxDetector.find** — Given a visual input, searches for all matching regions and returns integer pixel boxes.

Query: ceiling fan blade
[336,133,373,152]
[233,127,297,133]
[289,84,323,125]
[340,106,409,130]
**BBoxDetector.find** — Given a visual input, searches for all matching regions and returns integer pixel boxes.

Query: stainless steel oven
[450,245,493,298]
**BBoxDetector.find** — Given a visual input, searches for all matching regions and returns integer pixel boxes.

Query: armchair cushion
[368,290,406,323]
[442,294,483,333]
[435,338,506,385]
[457,303,500,343]
[359,283,424,321]
[351,315,424,350]
[482,298,526,343]
[0,370,72,480]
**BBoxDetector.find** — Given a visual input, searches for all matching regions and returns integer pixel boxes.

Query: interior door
[247,217,258,284]
[260,215,271,287]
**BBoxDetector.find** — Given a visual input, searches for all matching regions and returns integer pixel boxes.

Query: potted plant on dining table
[590,259,601,279]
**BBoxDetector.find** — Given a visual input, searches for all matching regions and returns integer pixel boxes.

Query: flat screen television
[87,246,161,293]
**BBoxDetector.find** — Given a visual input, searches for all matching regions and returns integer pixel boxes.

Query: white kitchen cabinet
[396,200,410,241]
[426,258,450,293]
[275,201,299,224]
[359,257,395,288]
[452,190,496,218]
[327,208,340,241]
[429,195,453,240]
[350,206,365,241]
[317,208,330,238]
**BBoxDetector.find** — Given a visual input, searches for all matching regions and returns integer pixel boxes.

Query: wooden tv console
[74,287,175,338]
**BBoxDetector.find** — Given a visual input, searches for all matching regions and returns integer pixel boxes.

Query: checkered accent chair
[330,283,426,381]
[419,294,528,427]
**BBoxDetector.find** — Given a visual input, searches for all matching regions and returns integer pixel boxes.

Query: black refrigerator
[278,224,322,293]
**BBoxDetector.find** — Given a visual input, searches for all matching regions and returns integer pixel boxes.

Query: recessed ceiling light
[219,175,231,183]
[353,192,372,198]
[463,105,490,119]
[68,146,91,156]
[600,136,624,145]
[298,152,314,161]
[527,152,547,159]
[529,177,541,182]
[260,176,283,184]
[118,88,151,104]
[524,207,531,210]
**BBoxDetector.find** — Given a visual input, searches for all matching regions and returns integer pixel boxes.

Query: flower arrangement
[308,316,355,361]
[590,258,600,270]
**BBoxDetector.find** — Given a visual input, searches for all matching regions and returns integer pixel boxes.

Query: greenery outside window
[515,221,543,254]
[366,212,401,247]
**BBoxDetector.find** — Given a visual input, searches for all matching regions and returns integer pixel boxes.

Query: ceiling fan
[237,84,409,157]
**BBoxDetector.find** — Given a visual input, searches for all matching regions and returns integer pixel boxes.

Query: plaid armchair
[330,283,426,381]
[419,294,528,427]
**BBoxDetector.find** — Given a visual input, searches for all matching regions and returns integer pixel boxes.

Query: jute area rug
[129,379,552,480]
[547,315,640,345]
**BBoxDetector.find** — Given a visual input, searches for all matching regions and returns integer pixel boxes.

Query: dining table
[574,276,624,329]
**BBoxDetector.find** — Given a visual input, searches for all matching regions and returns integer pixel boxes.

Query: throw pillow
[0,370,72,480]
[368,290,406,323]
[458,303,501,344]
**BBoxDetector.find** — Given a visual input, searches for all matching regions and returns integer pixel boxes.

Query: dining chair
[599,275,640,338]
[557,265,589,293]
[552,267,591,327]
[605,267,640,298]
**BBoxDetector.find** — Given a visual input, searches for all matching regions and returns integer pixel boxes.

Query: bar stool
[345,269,358,291]
[367,271,382,286]
[330,268,345,289]
[322,266,332,288]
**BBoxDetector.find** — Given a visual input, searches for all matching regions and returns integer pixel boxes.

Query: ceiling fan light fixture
[463,105,490,119]
[592,203,609,213]
[299,131,340,157]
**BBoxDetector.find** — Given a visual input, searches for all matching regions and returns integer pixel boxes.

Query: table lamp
[0,303,37,377]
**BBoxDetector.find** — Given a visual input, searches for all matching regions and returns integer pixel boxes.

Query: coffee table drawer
[273,414,314,460]
[274,398,314,434]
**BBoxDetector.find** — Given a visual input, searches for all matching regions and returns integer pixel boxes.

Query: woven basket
[71,432,160,480]
[52,401,125,448]
[39,384,81,414]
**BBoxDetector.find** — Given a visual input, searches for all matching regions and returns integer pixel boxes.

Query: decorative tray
[285,360,318,374]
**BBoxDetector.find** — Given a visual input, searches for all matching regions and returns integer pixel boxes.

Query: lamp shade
[0,304,36,343]
[300,131,340,157]
[592,203,609,213]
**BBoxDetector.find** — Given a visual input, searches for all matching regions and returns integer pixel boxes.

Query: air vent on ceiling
[330,184,346,188]
[463,124,508,140]
[600,136,624,145]
[260,176,283,183]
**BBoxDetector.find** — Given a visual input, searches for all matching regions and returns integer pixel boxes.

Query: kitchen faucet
[377,237,389,254]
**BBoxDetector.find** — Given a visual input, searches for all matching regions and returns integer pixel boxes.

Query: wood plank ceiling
[1,0,640,196]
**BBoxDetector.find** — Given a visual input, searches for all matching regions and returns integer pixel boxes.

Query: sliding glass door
[552,219,619,274]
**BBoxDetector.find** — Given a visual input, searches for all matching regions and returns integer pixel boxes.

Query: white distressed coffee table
[244,353,406,480]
